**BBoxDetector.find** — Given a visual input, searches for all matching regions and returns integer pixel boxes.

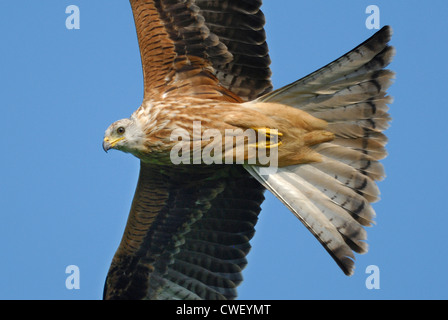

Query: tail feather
[244,165,359,275]
[259,26,394,108]
[288,164,376,226]
[244,26,394,275]
[327,121,390,138]
[313,143,386,181]
[311,98,391,123]
[311,157,380,203]
[331,137,387,161]
[293,76,393,112]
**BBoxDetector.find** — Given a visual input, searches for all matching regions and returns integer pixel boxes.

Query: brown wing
[103,164,264,299]
[103,0,272,300]
[196,0,272,100]
[130,0,272,102]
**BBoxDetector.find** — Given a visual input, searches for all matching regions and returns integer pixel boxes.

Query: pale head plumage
[103,117,145,156]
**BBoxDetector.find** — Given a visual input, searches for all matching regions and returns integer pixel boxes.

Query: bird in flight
[102,0,394,300]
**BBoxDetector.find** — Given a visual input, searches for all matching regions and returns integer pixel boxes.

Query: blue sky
[1,1,447,300]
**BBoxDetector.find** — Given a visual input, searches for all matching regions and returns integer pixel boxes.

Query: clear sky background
[1,1,447,300]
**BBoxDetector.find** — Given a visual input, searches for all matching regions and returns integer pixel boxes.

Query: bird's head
[103,118,145,155]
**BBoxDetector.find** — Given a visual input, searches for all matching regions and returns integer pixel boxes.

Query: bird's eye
[117,127,125,135]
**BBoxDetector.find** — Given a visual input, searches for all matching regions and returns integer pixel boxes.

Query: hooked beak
[103,136,125,153]
[103,137,111,153]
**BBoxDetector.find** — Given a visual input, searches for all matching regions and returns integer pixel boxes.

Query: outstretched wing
[103,0,272,300]
[130,0,272,102]
[104,164,264,299]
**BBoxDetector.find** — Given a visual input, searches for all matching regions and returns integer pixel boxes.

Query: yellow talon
[249,127,283,149]
[266,141,282,149]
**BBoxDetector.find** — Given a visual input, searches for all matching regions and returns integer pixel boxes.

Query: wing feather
[130,0,272,101]
[104,163,264,300]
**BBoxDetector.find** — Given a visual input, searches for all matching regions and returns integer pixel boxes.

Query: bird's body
[101,0,394,300]
[104,97,333,166]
